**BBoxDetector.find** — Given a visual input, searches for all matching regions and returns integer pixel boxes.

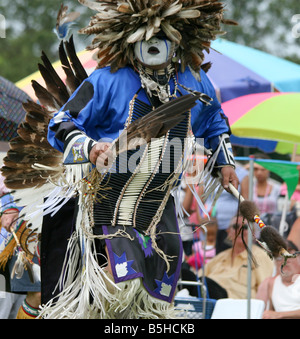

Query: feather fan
[1,35,90,191]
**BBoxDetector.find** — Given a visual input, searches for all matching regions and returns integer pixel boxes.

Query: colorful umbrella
[204,48,272,103]
[222,92,300,154]
[210,39,300,154]
[212,39,300,93]
[0,76,30,141]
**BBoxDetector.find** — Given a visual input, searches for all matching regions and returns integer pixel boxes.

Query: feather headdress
[78,0,237,74]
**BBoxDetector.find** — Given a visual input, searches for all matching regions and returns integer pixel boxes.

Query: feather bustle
[1,36,89,190]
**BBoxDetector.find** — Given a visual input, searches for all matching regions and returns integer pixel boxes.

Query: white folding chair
[211,298,265,319]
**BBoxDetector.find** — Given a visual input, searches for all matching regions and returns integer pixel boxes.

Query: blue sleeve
[190,70,230,145]
[47,77,96,153]
[47,67,135,154]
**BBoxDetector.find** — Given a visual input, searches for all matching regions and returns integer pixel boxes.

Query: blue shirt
[48,66,230,152]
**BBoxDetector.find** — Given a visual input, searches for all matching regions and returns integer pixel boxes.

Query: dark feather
[31,80,60,111]
[38,61,69,106]
[59,41,81,93]
[115,94,200,153]
[201,62,212,73]
[64,36,88,83]
[40,50,70,97]
[260,226,287,258]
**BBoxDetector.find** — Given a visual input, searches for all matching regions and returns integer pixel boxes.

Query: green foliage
[0,0,91,82]
[224,0,300,63]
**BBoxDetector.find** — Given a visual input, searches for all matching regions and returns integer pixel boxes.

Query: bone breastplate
[93,95,191,234]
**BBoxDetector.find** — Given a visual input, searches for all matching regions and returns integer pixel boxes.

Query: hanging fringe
[38,229,177,319]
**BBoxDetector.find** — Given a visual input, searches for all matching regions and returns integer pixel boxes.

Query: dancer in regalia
[1,0,240,318]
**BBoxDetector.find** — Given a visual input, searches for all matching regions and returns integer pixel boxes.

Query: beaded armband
[63,130,97,165]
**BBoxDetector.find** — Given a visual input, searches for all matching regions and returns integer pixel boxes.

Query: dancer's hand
[89,142,113,171]
[220,166,239,192]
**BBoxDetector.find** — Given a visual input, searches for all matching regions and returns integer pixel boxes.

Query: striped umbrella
[212,39,300,93]
[222,92,300,155]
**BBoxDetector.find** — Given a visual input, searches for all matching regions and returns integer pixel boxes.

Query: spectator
[256,240,300,319]
[0,171,41,319]
[251,153,281,215]
[198,216,274,299]
[209,162,249,254]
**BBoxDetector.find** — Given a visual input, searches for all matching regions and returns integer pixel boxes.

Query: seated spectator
[256,241,300,319]
[208,163,249,254]
[186,218,218,270]
[197,216,274,299]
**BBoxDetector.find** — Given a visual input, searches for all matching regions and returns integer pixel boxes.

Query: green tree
[0,0,91,82]
[224,0,300,64]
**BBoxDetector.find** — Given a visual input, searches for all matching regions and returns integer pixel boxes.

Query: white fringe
[38,203,177,319]
[38,234,177,319]
[12,163,93,233]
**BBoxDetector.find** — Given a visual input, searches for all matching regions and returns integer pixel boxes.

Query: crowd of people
[177,153,300,319]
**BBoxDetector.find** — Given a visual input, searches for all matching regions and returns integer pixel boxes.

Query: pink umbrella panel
[222,92,300,154]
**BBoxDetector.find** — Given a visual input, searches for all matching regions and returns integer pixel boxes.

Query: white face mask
[134,36,172,67]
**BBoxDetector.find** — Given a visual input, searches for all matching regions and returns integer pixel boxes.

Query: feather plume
[260,227,288,258]
[54,4,80,41]
[78,0,237,74]
[114,94,200,154]
[227,184,297,262]
[64,36,89,83]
